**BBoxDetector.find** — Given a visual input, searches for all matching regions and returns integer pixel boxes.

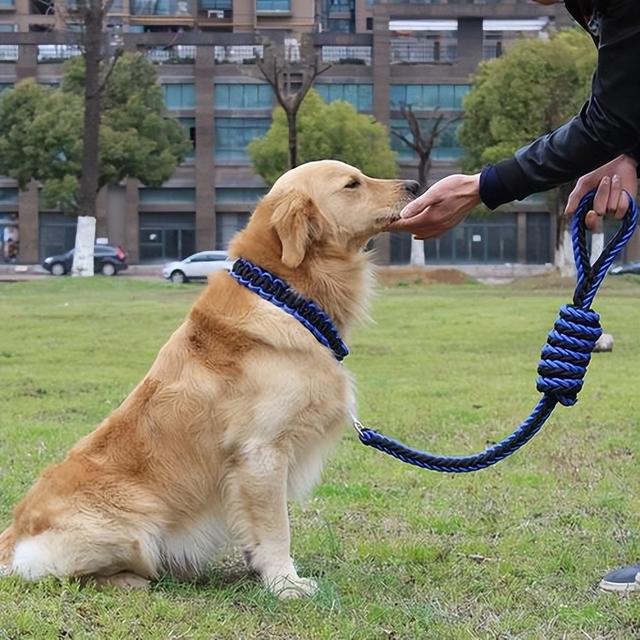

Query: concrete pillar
[18,182,39,264]
[16,44,37,82]
[125,178,140,262]
[371,10,390,126]
[106,185,127,249]
[233,0,254,32]
[517,211,527,263]
[457,18,483,74]
[195,45,215,252]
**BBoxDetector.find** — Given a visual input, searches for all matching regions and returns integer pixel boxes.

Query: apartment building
[2,0,620,267]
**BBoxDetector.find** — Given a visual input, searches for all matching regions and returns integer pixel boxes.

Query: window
[420,214,518,264]
[390,118,463,161]
[216,212,250,249]
[390,84,470,111]
[139,188,196,204]
[139,213,195,263]
[256,0,290,11]
[200,0,231,8]
[215,117,271,163]
[131,0,192,16]
[526,212,551,264]
[0,188,17,204]
[0,23,16,30]
[177,117,195,160]
[215,84,272,110]
[316,84,372,112]
[216,188,267,204]
[162,83,195,110]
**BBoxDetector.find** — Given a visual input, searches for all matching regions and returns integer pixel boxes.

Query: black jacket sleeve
[480,0,640,209]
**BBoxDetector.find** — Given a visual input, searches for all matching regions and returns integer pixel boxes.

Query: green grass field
[0,274,639,639]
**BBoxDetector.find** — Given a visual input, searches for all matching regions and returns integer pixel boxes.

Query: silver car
[162,250,234,284]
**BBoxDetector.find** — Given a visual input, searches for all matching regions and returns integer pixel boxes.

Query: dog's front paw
[267,575,318,599]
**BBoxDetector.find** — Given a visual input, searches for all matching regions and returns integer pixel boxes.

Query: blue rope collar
[354,190,638,473]
[229,257,349,361]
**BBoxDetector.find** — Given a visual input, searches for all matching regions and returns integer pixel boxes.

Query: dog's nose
[403,180,421,196]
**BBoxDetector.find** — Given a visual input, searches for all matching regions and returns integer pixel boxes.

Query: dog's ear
[270,190,325,268]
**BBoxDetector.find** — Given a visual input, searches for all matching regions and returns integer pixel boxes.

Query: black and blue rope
[357,190,638,472]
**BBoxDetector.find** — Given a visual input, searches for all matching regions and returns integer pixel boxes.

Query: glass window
[390,84,470,111]
[162,83,195,110]
[256,0,290,11]
[0,188,18,204]
[215,117,271,163]
[316,83,373,112]
[177,116,195,160]
[0,83,13,94]
[216,212,250,249]
[216,187,267,204]
[215,83,272,110]
[390,118,463,161]
[139,188,196,203]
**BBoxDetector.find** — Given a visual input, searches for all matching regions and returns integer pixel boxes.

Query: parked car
[162,250,233,284]
[610,262,640,276]
[42,245,128,276]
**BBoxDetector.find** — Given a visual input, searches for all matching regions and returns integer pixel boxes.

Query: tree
[459,29,596,275]
[248,90,397,185]
[0,54,191,264]
[391,105,460,265]
[256,36,331,170]
[60,0,115,276]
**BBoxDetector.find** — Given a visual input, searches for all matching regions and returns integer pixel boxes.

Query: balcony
[0,45,17,60]
[38,44,82,61]
[214,45,264,64]
[256,0,290,15]
[391,39,456,64]
[131,0,192,17]
[146,45,196,63]
[199,0,231,18]
[321,45,371,65]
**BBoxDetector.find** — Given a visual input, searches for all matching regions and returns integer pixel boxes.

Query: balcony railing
[131,0,191,16]
[38,44,82,61]
[214,45,264,64]
[321,45,371,65]
[146,45,196,63]
[0,45,17,60]
[391,41,456,64]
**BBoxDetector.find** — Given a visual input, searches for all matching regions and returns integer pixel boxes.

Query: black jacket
[480,0,640,209]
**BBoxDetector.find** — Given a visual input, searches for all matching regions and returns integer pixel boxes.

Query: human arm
[482,1,640,209]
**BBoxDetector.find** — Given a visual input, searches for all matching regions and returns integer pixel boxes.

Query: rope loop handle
[356,190,638,473]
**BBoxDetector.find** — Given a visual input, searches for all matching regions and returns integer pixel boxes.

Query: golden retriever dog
[0,160,418,597]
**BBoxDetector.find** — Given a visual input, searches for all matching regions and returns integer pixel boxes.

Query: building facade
[2,0,627,267]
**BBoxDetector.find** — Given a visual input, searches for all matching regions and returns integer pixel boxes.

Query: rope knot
[536,304,602,406]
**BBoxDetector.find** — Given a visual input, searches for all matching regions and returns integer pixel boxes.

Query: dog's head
[260,160,418,268]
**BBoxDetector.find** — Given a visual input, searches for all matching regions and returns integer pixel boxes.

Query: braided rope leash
[355,190,638,473]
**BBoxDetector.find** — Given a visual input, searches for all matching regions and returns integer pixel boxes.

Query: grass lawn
[0,274,639,639]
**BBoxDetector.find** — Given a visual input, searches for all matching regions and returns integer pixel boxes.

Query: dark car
[42,245,128,276]
[610,262,640,276]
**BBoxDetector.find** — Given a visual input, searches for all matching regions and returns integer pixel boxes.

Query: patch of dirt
[376,266,474,287]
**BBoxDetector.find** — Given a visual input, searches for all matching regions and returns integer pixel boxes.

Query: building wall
[0,0,597,267]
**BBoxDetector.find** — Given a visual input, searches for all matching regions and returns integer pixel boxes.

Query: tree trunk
[410,236,425,266]
[590,215,604,265]
[287,109,298,169]
[417,155,429,191]
[72,1,103,277]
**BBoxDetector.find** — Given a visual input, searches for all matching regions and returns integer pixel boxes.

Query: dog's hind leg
[224,445,318,599]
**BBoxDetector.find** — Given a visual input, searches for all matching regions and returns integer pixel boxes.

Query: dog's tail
[0,526,15,575]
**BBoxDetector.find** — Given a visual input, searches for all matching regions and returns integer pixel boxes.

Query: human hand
[387,174,481,240]
[565,155,638,230]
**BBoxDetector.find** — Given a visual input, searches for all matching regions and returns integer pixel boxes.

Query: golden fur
[0,160,415,597]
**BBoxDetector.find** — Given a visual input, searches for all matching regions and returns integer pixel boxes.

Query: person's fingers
[607,174,622,215]
[400,191,442,219]
[585,209,599,231]
[592,176,611,215]
[565,180,589,216]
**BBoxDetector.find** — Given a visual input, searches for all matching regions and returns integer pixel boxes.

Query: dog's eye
[344,179,360,189]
